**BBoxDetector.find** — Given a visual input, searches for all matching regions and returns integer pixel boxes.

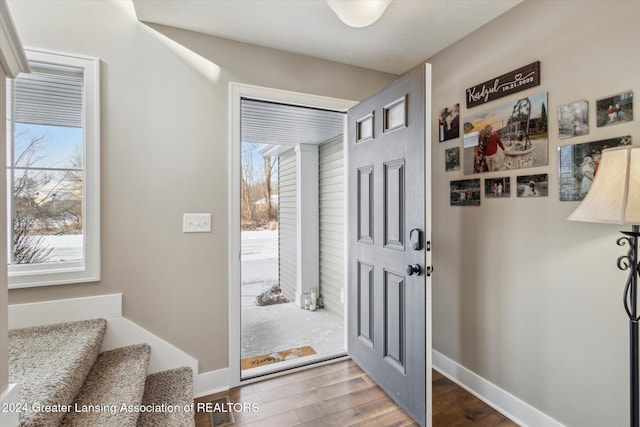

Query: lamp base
[619,225,640,427]
[631,319,639,427]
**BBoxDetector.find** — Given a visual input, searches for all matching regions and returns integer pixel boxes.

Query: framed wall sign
[466,61,540,109]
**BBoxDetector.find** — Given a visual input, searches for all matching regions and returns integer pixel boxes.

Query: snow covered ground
[242,302,344,359]
[240,231,345,372]
[39,235,82,262]
[241,230,278,260]
[241,230,278,284]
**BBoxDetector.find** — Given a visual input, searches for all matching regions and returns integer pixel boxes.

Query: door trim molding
[228,82,355,386]
[423,63,433,427]
[432,350,565,427]
[0,1,29,78]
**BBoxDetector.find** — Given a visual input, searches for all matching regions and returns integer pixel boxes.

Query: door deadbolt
[410,228,422,250]
[406,264,421,276]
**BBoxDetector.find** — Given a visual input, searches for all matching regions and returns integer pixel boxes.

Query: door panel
[357,166,374,244]
[348,65,429,426]
[384,159,404,249]
[357,261,374,347]
[383,269,405,372]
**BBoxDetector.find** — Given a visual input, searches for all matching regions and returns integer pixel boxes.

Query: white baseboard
[432,350,565,427]
[8,294,122,329]
[194,368,231,398]
[0,384,20,427]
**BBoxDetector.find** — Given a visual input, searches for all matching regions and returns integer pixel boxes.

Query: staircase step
[8,318,107,427]
[137,367,195,427]
[60,344,151,427]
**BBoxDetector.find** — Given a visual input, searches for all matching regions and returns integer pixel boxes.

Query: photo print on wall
[596,90,633,127]
[450,179,481,206]
[558,135,632,201]
[558,100,588,139]
[516,174,548,198]
[463,92,548,175]
[445,147,460,171]
[438,103,460,142]
[484,177,511,198]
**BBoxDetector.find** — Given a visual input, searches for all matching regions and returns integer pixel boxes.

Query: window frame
[7,48,100,289]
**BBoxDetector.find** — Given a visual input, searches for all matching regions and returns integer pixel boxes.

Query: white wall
[5,0,396,373]
[429,1,640,426]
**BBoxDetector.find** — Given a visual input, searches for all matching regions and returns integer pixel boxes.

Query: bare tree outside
[241,144,257,223]
[241,142,278,230]
[240,143,281,309]
[10,130,83,264]
[263,155,277,222]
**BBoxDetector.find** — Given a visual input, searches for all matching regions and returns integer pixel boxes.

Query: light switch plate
[183,213,212,233]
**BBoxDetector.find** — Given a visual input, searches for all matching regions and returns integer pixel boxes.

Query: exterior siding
[278,149,297,301]
[319,136,344,319]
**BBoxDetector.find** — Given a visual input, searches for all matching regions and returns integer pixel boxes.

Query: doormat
[209,395,234,427]
[241,346,316,370]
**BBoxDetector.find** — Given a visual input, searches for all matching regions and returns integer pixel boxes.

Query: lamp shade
[327,0,392,28]
[568,146,640,224]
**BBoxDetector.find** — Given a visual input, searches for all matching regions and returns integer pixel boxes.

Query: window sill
[8,261,100,289]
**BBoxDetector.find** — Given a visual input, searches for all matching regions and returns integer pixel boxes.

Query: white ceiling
[241,98,345,147]
[133,0,524,75]
[133,0,523,149]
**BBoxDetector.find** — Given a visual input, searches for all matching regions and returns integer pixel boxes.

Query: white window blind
[12,62,84,128]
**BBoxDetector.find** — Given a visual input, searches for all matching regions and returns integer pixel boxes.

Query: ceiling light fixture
[327,0,392,28]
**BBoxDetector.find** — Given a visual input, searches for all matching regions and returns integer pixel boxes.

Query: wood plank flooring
[194,360,518,426]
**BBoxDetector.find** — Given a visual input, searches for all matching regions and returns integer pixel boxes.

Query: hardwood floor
[194,360,518,426]
[431,370,517,426]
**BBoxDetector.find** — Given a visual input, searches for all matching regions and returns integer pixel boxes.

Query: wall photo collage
[441,61,635,206]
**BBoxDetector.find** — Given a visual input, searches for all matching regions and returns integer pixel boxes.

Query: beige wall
[6,0,396,373]
[429,1,640,425]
